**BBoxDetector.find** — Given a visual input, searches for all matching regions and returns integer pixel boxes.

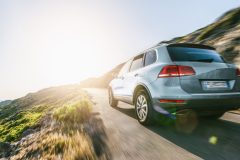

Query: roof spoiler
[167,43,215,50]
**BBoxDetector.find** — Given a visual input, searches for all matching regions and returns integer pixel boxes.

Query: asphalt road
[85,88,240,160]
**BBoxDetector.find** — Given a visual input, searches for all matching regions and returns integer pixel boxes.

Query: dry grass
[11,128,96,160]
[39,132,95,160]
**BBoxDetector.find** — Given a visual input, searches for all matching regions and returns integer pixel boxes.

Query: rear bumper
[152,92,240,117]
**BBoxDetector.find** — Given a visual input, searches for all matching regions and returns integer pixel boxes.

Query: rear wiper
[189,59,214,63]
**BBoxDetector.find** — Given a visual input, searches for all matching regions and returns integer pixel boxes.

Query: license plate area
[201,81,229,90]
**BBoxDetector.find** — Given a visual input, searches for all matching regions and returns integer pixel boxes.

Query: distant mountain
[80,7,240,88]
[79,63,124,88]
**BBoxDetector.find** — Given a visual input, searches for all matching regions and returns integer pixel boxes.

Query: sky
[0,0,240,100]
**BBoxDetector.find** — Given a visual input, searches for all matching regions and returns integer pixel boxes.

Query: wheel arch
[133,83,152,105]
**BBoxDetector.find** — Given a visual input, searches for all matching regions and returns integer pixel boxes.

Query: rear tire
[108,89,118,107]
[135,89,155,126]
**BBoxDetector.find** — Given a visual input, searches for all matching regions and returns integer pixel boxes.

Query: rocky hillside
[163,6,240,64]
[82,7,240,88]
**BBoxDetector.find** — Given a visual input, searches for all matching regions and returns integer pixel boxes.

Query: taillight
[237,68,240,76]
[178,65,196,76]
[158,65,179,78]
[158,65,195,78]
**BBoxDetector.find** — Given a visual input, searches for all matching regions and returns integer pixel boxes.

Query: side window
[129,54,144,72]
[118,60,132,77]
[144,50,157,66]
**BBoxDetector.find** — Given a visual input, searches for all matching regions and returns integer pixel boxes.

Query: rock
[21,129,34,138]
[0,142,11,158]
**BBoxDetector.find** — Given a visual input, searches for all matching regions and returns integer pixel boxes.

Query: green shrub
[0,111,42,142]
[53,99,92,125]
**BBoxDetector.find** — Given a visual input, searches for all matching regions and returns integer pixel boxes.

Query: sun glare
[0,2,128,99]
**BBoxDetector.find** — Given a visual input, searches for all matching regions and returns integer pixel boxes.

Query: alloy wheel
[136,94,148,122]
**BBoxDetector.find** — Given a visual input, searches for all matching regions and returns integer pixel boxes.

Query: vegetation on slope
[0,85,108,160]
[0,105,45,142]
[0,85,84,143]
[53,100,92,124]
[0,100,12,108]
[11,99,95,160]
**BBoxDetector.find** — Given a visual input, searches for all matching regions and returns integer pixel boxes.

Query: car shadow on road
[84,112,112,160]
[114,107,240,160]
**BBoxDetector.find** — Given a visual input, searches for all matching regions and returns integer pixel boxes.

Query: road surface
[85,88,240,160]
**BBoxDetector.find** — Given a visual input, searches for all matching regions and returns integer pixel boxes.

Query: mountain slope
[0,100,12,108]
[164,7,240,63]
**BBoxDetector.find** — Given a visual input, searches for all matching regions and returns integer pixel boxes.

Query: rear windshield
[167,47,225,63]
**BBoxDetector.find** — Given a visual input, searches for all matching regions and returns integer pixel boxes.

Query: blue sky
[0,0,240,99]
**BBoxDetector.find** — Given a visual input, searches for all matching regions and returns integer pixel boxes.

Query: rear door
[113,59,132,96]
[123,54,144,98]
[167,46,240,93]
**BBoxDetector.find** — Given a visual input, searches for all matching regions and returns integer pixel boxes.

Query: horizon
[1,0,240,100]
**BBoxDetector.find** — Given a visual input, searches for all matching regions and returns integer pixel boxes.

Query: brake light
[158,65,179,78]
[158,65,195,78]
[237,68,240,76]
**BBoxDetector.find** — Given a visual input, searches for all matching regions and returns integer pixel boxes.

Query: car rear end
[150,43,240,117]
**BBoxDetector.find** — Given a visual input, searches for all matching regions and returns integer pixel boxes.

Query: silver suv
[108,43,240,125]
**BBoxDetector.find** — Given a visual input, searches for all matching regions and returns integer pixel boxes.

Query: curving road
[85,88,240,160]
